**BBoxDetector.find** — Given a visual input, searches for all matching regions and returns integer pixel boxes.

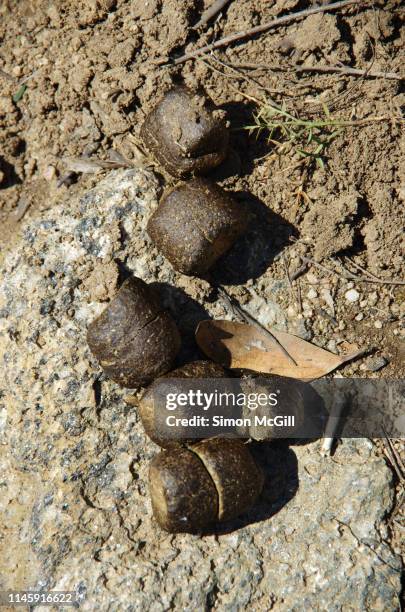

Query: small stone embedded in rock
[147,178,248,276]
[140,85,229,177]
[87,276,181,388]
[345,289,360,303]
[365,356,388,372]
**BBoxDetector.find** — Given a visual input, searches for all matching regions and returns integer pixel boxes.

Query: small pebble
[327,339,337,353]
[345,289,360,303]
[12,65,22,77]
[287,305,296,318]
[320,288,334,312]
[43,165,56,181]
[368,292,378,306]
[306,272,318,284]
[365,356,388,372]
[346,282,354,289]
[355,313,364,321]
[374,320,383,329]
[307,288,317,299]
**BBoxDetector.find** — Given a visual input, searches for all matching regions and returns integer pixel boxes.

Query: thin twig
[0,67,43,86]
[296,279,303,315]
[229,61,401,81]
[57,143,100,188]
[384,449,405,484]
[227,59,402,80]
[18,68,43,86]
[282,252,294,294]
[200,54,286,104]
[290,262,308,281]
[383,429,405,481]
[198,56,283,101]
[343,257,382,281]
[300,255,343,279]
[295,63,401,80]
[332,257,405,286]
[217,285,298,366]
[170,0,366,65]
[194,0,233,29]
[282,251,300,311]
[301,255,405,286]
[388,488,405,526]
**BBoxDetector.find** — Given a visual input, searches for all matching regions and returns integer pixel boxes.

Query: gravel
[345,289,360,303]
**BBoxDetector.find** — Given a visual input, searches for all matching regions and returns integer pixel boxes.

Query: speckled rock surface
[0,169,401,610]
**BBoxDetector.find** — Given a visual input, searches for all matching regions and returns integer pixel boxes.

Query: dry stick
[201,54,293,103]
[295,63,401,80]
[198,56,282,101]
[383,448,405,484]
[301,255,405,286]
[228,61,402,81]
[383,429,405,480]
[343,256,382,282]
[217,285,298,366]
[172,0,365,65]
[57,143,99,188]
[291,262,308,281]
[300,255,342,279]
[194,0,233,29]
[389,488,405,526]
[282,251,300,311]
[332,257,405,286]
[282,252,294,295]
[296,279,303,315]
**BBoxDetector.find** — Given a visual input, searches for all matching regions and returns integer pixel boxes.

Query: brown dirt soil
[0,0,404,564]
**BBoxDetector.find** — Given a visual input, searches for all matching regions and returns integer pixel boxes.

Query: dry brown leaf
[196,320,367,380]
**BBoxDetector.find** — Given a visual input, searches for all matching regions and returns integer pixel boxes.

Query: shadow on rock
[210,191,297,285]
[206,441,299,535]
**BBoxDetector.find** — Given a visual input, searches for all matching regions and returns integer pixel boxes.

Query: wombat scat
[87,277,181,388]
[140,85,229,177]
[149,437,264,533]
[147,178,248,276]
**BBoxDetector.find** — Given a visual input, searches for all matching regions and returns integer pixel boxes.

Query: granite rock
[0,169,401,610]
